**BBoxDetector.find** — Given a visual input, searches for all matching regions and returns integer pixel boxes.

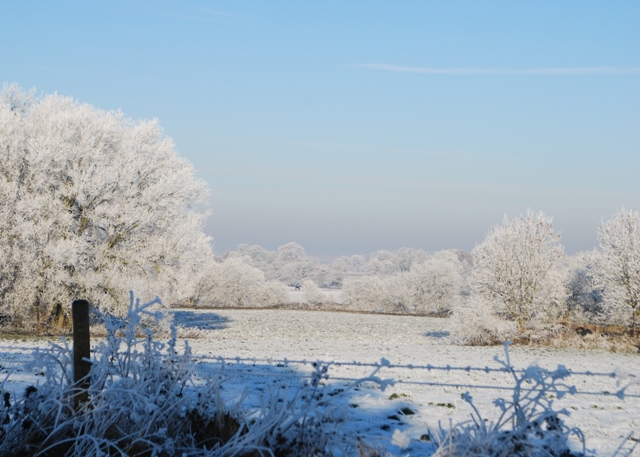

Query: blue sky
[2,1,639,258]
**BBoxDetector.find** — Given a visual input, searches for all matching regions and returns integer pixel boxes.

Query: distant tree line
[1,84,638,339]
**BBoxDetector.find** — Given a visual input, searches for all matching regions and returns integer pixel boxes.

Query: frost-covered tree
[348,254,366,272]
[365,258,400,276]
[409,251,464,315]
[274,242,319,286]
[396,247,430,271]
[222,242,320,287]
[0,84,212,329]
[223,244,278,280]
[563,251,606,324]
[318,256,351,288]
[471,210,567,332]
[596,208,640,334]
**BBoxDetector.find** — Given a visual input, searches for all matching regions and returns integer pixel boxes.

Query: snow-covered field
[1,309,639,455]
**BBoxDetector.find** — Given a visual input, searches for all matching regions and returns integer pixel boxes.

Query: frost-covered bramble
[596,208,640,334]
[0,293,392,456]
[471,210,568,332]
[431,343,588,457]
[0,83,212,330]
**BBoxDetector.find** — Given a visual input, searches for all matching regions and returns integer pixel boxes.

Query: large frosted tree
[596,208,640,334]
[0,84,212,329]
[470,210,567,332]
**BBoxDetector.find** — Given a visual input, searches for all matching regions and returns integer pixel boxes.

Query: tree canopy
[0,84,212,329]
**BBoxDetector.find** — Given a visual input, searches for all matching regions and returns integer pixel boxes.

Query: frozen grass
[539,331,639,354]
[0,294,401,456]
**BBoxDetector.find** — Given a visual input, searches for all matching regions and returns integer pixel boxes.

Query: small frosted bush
[302,279,325,305]
[257,279,289,307]
[452,297,518,345]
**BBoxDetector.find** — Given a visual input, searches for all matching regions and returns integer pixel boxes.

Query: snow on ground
[1,309,639,455]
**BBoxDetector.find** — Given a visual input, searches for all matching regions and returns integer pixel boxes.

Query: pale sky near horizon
[2,1,639,259]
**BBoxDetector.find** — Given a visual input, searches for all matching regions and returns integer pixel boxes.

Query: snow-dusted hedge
[342,251,465,315]
[191,257,288,309]
[451,297,518,345]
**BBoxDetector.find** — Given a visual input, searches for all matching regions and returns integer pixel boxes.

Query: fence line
[0,345,628,377]
[0,346,638,399]
[188,354,640,398]
[189,354,624,377]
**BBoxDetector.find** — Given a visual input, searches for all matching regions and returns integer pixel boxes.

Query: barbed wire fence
[1,344,638,400]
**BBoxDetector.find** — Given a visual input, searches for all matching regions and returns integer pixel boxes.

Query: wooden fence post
[72,299,91,410]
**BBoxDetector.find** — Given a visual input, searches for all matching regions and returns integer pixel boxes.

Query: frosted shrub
[302,279,325,305]
[342,274,414,314]
[343,251,465,316]
[257,279,289,308]
[452,298,518,345]
[431,343,588,457]
[200,257,287,308]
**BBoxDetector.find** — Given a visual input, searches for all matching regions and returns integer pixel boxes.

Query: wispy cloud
[355,64,640,75]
